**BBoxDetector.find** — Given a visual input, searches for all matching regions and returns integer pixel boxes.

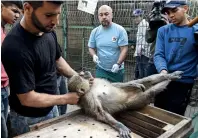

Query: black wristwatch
[117,63,121,68]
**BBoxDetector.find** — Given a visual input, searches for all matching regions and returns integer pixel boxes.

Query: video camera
[148,0,167,30]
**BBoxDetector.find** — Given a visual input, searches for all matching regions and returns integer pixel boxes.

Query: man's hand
[160,70,168,74]
[64,93,80,105]
[93,55,100,64]
[111,64,120,73]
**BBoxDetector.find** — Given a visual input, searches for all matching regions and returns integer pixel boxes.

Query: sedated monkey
[68,71,183,138]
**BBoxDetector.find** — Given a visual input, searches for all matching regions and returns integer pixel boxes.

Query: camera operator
[145,0,169,76]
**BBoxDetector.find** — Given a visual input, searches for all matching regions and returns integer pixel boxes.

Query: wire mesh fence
[61,0,155,80]
[59,0,198,80]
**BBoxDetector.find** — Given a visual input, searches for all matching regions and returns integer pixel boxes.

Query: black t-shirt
[1,23,61,117]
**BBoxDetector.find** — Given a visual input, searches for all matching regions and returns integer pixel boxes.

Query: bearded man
[88,5,128,82]
[1,1,82,137]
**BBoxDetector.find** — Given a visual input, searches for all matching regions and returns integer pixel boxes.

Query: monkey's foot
[168,71,183,80]
[116,122,132,138]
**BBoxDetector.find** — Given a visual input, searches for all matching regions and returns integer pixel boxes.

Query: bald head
[98,5,112,13]
[98,5,113,28]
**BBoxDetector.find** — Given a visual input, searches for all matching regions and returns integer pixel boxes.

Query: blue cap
[133,9,143,16]
[162,0,187,13]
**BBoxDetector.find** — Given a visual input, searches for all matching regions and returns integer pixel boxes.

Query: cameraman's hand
[64,93,80,105]
[111,64,120,73]
[149,12,169,23]
[93,55,100,64]
[160,14,169,24]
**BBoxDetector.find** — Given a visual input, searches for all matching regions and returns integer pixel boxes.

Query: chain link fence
[58,0,198,80]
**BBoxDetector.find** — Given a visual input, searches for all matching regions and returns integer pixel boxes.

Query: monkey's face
[68,75,90,96]
[77,80,90,96]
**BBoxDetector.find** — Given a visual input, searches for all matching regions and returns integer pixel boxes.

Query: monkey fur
[68,71,183,138]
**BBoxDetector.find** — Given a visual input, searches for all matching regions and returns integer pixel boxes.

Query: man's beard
[101,20,110,27]
[31,11,52,33]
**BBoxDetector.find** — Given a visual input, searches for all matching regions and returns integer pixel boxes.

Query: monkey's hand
[115,122,132,138]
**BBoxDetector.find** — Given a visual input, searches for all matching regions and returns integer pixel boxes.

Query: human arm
[111,47,128,73]
[88,28,101,64]
[17,56,79,107]
[88,47,100,64]
[89,47,96,57]
[17,56,80,108]
[111,28,128,73]
[117,27,129,65]
[56,56,78,78]
[154,28,168,73]
[17,91,79,108]
[18,56,79,108]
[117,46,128,65]
[145,28,158,43]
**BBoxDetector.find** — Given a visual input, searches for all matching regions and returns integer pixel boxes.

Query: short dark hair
[23,1,63,10]
[2,1,23,9]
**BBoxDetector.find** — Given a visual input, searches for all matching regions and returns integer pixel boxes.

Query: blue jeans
[8,106,58,137]
[1,87,9,138]
[154,81,193,115]
[57,76,68,115]
[135,55,149,79]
